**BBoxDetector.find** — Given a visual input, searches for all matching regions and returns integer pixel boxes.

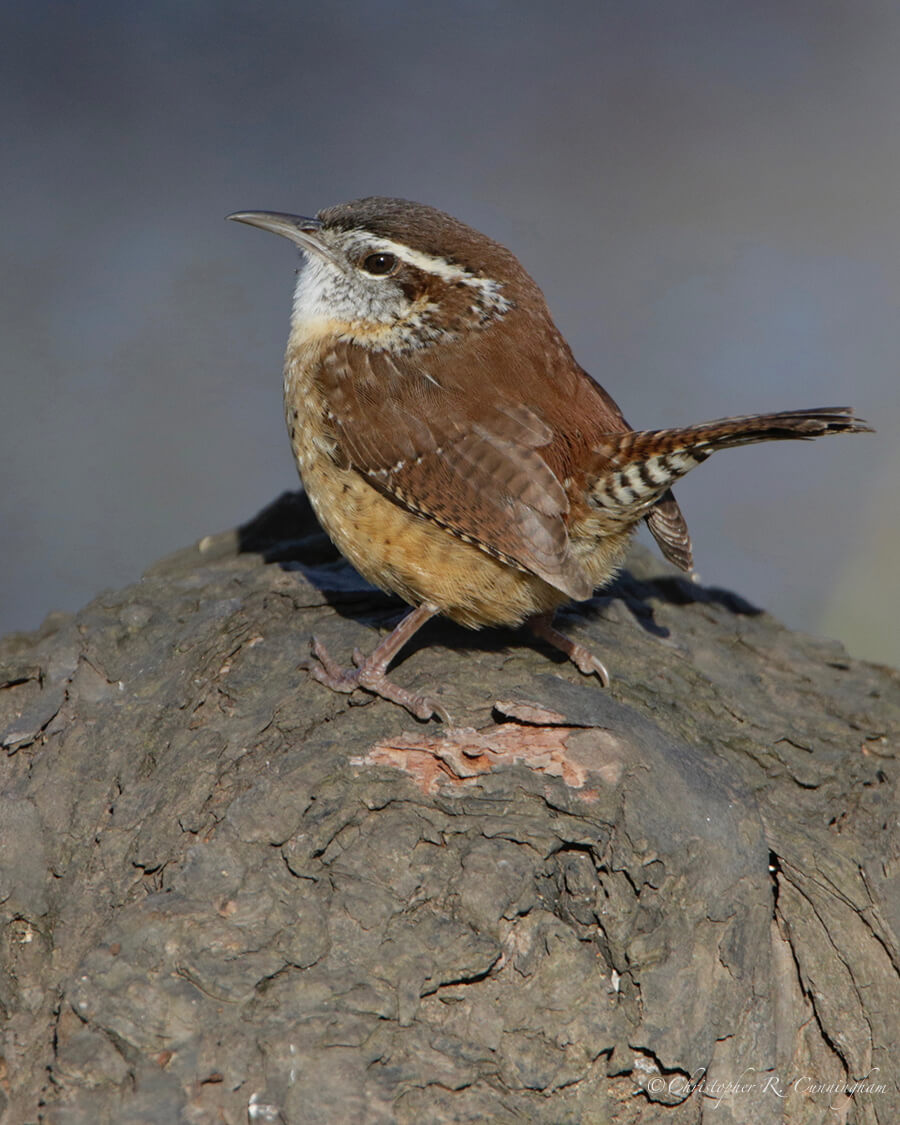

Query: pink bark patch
[354,716,626,796]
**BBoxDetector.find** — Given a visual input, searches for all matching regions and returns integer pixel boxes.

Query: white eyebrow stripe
[362,236,477,285]
[347,233,514,317]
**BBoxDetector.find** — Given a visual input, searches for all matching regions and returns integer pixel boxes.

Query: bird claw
[308,635,448,722]
[567,643,610,687]
[308,636,356,691]
[528,614,611,687]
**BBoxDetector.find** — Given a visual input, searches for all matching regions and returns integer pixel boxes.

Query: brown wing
[318,343,594,599]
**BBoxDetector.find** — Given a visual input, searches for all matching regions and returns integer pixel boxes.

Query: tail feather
[645,490,694,572]
[606,407,872,461]
[590,407,872,519]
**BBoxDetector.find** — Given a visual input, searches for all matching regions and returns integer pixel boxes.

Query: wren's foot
[309,637,449,721]
[528,613,610,687]
[307,603,449,722]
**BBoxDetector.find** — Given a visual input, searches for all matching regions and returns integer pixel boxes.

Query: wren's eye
[361,251,398,277]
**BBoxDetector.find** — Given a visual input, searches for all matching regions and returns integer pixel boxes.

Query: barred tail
[590,407,872,518]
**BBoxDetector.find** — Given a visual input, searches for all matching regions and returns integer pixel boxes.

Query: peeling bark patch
[355,723,626,794]
[493,699,571,726]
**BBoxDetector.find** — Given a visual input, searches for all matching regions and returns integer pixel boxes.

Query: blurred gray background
[3,0,898,666]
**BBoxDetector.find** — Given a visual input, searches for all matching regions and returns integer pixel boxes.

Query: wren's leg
[528,612,610,687]
[309,602,449,721]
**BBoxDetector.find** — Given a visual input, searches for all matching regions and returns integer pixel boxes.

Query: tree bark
[1,491,898,1124]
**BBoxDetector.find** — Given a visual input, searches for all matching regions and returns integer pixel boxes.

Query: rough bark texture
[1,491,898,1125]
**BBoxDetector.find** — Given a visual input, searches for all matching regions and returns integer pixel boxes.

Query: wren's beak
[227,211,341,267]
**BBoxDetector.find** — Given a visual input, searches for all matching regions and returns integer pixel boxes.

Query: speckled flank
[298,447,571,629]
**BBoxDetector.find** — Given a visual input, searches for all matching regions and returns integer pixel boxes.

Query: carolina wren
[229,197,871,720]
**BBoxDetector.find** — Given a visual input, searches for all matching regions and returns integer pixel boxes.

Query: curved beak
[227,211,340,266]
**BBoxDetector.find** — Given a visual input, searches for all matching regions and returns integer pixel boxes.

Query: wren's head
[229,197,542,353]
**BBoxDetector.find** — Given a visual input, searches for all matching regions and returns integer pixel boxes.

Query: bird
[229,197,872,721]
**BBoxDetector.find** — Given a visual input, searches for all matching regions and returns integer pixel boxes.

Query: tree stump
[1,492,898,1124]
